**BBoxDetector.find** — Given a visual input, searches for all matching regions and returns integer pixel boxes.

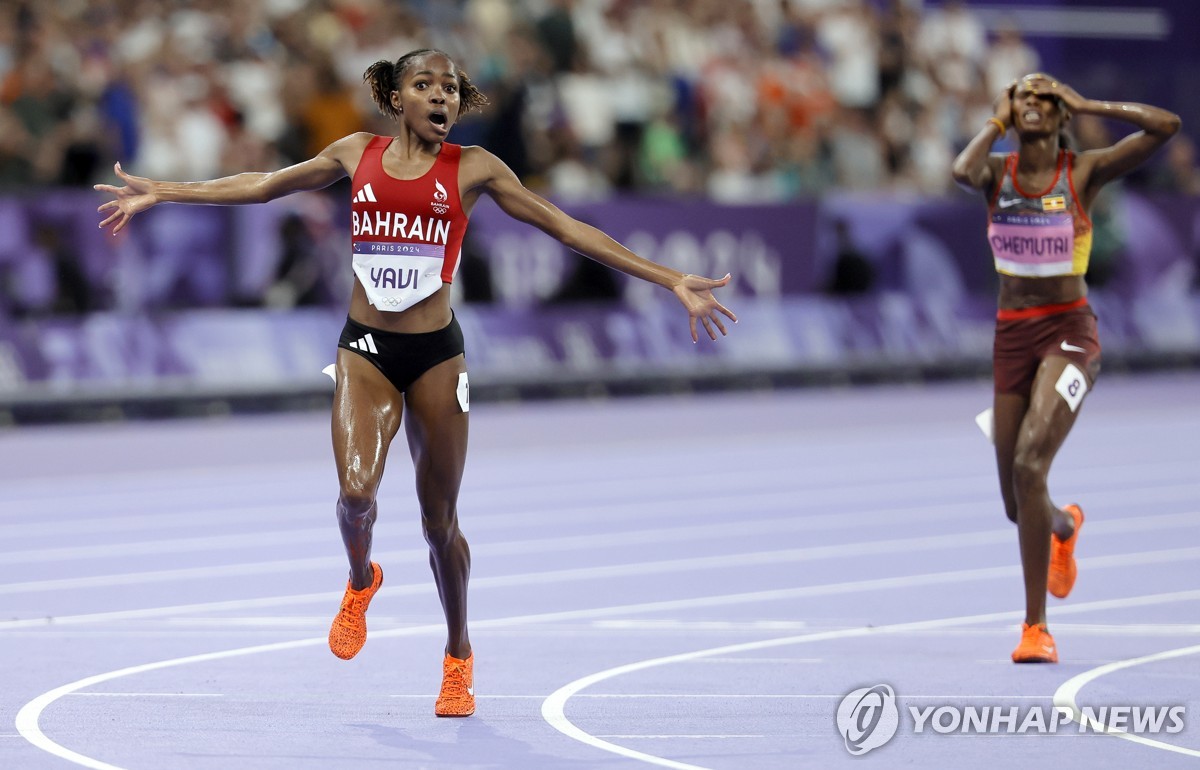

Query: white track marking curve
[1053,643,1200,758]
[16,575,1200,767]
[541,589,1200,770]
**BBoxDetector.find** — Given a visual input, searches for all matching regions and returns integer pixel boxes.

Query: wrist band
[987,118,1006,135]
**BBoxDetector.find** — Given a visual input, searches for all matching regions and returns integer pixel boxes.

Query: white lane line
[12,604,804,769]
[1047,623,1200,635]
[595,735,767,739]
[5,510,1199,596]
[6,465,1197,537]
[395,693,1046,699]
[163,617,339,627]
[882,625,1200,637]
[389,694,540,699]
[16,635,332,770]
[1053,643,1200,758]
[540,589,1200,770]
[592,620,809,631]
[0,486,1003,568]
[0,501,978,565]
[0,436,1007,505]
[2,509,955,586]
[5,447,1194,510]
[6,501,1200,568]
[17,579,1199,770]
[0,458,327,495]
[66,693,223,697]
[553,694,810,699]
[933,734,1095,739]
[0,502,330,541]
[976,659,1127,665]
[0,461,983,517]
[690,658,823,663]
[5,592,833,768]
[381,694,807,700]
[3,543,1197,631]
[0,529,333,564]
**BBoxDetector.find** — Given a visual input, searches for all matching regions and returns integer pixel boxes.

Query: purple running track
[1,373,1198,769]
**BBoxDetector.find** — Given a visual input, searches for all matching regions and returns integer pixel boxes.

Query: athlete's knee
[338,477,378,520]
[1011,450,1050,495]
[421,505,461,549]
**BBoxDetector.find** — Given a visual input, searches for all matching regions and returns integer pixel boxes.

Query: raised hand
[1042,79,1087,113]
[94,162,159,234]
[994,81,1016,128]
[671,273,737,342]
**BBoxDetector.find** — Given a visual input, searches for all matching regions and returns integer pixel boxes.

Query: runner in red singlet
[952,73,1179,663]
[94,48,736,717]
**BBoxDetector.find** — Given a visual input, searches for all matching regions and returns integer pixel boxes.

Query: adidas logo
[353,183,378,204]
[348,333,378,354]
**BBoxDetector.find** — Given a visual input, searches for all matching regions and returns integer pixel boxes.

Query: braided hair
[363,49,488,120]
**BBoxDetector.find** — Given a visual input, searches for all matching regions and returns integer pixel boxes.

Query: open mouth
[1022,110,1042,124]
[430,113,448,127]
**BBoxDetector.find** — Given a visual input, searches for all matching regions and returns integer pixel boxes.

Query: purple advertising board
[0,190,1197,406]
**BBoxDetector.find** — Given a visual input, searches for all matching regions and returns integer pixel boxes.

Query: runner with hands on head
[952,73,1179,663]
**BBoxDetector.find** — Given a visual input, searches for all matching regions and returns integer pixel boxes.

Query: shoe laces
[441,661,470,698]
[335,588,369,624]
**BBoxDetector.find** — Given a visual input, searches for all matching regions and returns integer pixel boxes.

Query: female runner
[96,48,736,713]
[952,73,1179,662]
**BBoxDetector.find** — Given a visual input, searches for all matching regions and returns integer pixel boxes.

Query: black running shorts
[338,314,465,393]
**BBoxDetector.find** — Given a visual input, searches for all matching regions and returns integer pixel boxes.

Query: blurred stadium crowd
[3,0,1197,201]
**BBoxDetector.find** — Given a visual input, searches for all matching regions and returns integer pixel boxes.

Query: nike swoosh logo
[998,197,1023,208]
[1041,646,1055,654]
[467,687,474,696]
[1060,340,1087,353]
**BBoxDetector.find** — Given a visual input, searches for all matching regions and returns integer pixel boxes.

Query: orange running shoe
[328,562,383,660]
[1011,622,1058,663]
[435,653,475,717]
[1048,504,1085,599]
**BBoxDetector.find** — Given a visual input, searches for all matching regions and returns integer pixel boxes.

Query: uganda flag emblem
[1041,194,1067,212]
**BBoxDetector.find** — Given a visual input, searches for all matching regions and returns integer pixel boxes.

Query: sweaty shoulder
[457,144,505,192]
[1070,147,1102,178]
[323,132,377,171]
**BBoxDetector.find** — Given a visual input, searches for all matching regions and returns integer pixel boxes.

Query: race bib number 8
[1054,363,1088,413]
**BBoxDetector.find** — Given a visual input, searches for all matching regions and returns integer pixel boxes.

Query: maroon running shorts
[993,302,1101,396]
